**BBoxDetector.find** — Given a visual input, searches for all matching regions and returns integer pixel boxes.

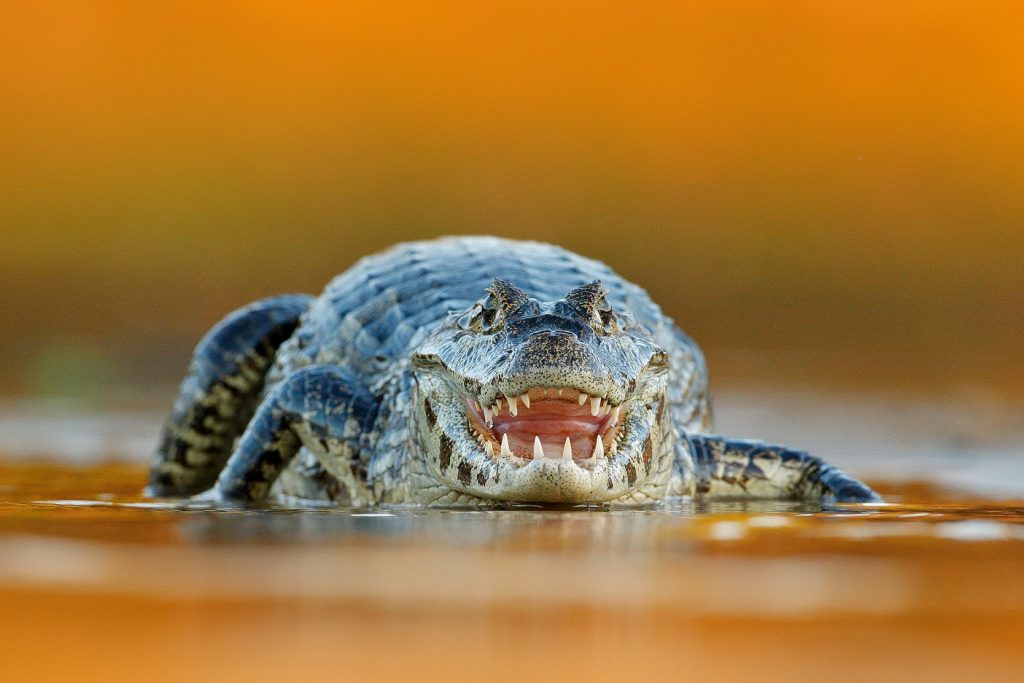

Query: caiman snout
[506,328,605,378]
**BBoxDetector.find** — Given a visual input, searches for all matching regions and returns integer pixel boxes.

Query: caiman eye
[566,281,619,335]
[458,279,530,333]
[457,301,502,333]
[592,296,619,335]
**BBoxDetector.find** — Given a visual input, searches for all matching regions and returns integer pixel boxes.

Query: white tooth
[610,441,618,455]
[603,403,611,416]
[592,437,604,459]
[511,455,527,467]
[500,433,512,458]
[507,395,518,417]
[611,405,621,424]
[558,388,563,397]
[578,393,587,406]
[591,396,601,416]
[520,393,530,409]
[495,398,502,412]
[483,405,493,426]
[562,436,573,460]
[533,436,545,460]
[484,440,494,457]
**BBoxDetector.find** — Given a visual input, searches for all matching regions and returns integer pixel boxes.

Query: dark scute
[439,433,454,471]
[169,438,189,464]
[261,448,284,469]
[625,462,638,486]
[188,404,217,436]
[423,398,437,427]
[458,461,473,486]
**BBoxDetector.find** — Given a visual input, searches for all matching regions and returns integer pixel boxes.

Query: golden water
[2,394,1024,682]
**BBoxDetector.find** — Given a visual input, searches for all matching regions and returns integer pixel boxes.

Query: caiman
[149,236,879,506]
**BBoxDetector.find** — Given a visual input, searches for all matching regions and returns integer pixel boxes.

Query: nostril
[530,330,580,345]
[527,329,574,341]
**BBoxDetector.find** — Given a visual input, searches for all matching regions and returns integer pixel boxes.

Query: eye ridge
[566,280,619,335]
[459,279,534,333]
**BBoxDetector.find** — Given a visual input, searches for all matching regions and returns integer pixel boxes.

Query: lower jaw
[485,458,616,503]
[435,418,667,504]
[477,450,665,505]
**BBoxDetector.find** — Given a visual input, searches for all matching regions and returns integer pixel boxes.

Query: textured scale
[268,237,704,394]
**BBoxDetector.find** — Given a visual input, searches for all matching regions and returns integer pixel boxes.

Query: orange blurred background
[2,0,1022,399]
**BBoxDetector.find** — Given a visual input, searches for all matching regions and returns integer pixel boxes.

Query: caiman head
[411,279,673,505]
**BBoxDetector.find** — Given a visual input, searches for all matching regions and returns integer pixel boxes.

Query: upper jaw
[471,386,622,423]
[475,378,622,410]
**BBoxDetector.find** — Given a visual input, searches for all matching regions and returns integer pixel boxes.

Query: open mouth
[465,387,623,464]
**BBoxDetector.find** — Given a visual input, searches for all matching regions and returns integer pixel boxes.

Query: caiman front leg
[213,365,378,503]
[688,435,880,503]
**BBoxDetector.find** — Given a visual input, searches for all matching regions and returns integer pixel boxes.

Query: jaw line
[463,385,625,463]
[436,395,661,504]
[416,361,669,503]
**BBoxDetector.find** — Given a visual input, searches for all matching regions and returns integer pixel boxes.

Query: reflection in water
[3,462,1024,558]
[5,477,1024,622]
[22,492,866,546]
[5,462,1024,681]
[0,394,1015,663]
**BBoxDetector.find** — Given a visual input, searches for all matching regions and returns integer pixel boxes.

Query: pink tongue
[462,396,617,460]
[496,417,599,436]
[491,402,605,459]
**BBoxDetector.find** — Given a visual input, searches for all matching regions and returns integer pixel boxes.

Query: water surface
[3,391,1024,682]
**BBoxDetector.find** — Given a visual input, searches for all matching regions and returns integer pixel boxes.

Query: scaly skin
[150,236,879,506]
